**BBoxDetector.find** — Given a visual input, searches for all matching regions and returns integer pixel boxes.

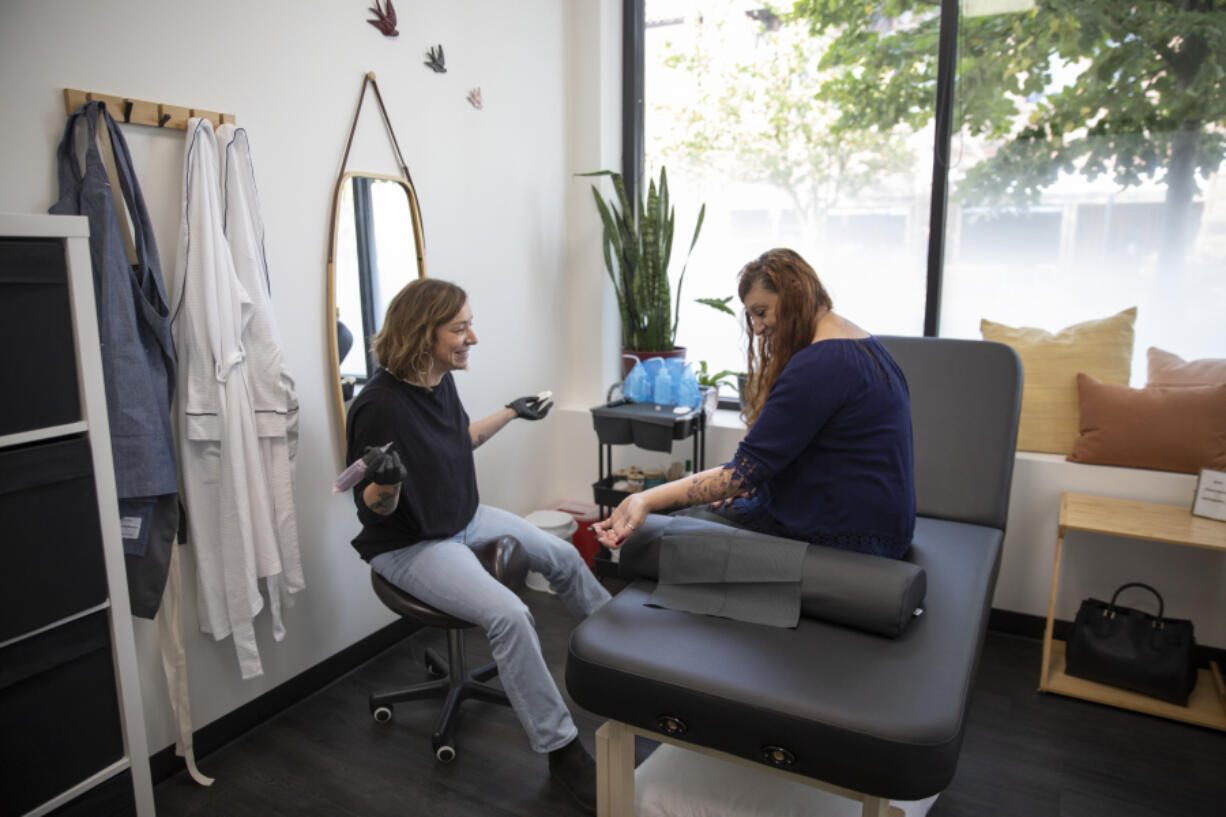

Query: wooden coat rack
[63,88,236,131]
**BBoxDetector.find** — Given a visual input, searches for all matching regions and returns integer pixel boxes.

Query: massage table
[566,336,1023,816]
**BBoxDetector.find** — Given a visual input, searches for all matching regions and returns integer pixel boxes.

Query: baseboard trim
[149,617,420,785]
[987,607,1226,667]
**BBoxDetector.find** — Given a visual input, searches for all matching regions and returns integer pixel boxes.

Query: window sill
[709,406,747,431]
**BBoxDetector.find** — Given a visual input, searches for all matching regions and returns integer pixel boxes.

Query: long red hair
[737,249,832,426]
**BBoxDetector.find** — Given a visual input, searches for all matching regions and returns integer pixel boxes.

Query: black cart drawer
[0,436,108,641]
[0,238,81,436]
[0,611,124,817]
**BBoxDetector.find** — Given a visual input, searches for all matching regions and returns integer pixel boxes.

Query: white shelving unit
[0,213,155,816]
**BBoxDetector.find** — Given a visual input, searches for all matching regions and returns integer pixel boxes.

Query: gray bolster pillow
[617,513,926,638]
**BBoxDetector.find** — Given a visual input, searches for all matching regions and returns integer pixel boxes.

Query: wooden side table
[1040,491,1226,730]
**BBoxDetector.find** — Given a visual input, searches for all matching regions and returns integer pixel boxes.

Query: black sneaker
[548,737,597,813]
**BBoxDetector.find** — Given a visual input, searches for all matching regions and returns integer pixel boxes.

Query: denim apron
[50,101,179,618]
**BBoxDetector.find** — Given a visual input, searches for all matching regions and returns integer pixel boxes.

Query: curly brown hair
[372,278,468,387]
[736,249,832,426]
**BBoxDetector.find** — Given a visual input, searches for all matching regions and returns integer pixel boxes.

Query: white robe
[171,117,277,679]
[217,124,304,638]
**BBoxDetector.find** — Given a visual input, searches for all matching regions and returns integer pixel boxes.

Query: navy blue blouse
[346,370,479,561]
[726,336,916,558]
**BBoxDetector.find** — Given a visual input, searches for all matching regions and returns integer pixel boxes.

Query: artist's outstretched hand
[366,446,407,485]
[506,391,553,421]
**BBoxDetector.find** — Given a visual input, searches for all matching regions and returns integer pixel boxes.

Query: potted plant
[581,166,705,375]
[695,295,749,407]
[694,359,739,392]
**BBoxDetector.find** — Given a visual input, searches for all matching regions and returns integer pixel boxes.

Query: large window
[644,0,935,380]
[938,0,1226,381]
[634,0,1226,384]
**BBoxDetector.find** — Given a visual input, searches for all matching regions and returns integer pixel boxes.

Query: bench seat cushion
[566,516,1002,801]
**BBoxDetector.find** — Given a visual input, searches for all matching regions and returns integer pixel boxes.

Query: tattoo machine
[331,442,393,494]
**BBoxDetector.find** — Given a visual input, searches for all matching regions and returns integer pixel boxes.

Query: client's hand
[367,446,407,485]
[592,494,648,549]
[506,392,553,421]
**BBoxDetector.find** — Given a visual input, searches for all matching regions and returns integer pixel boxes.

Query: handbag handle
[1106,582,1165,625]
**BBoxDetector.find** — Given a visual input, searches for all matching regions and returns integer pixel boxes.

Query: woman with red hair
[594,248,916,560]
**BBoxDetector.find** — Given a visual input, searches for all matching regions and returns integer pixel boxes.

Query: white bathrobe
[217,124,304,638]
[171,118,278,679]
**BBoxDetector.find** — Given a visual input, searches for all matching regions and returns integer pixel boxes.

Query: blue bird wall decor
[425,44,446,73]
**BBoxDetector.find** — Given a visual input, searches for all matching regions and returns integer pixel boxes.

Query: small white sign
[1191,468,1226,522]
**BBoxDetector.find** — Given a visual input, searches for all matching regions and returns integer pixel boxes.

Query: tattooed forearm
[472,432,489,450]
[683,468,745,505]
[367,484,400,515]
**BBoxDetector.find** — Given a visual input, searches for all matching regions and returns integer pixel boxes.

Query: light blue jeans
[370,504,611,752]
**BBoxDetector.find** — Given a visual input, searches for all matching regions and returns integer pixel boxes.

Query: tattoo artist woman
[594,248,916,558]
[346,278,610,812]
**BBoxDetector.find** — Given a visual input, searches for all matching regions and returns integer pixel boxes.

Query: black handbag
[1065,582,1198,705]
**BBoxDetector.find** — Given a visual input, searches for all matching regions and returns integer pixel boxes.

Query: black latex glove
[506,394,553,421]
[365,446,407,485]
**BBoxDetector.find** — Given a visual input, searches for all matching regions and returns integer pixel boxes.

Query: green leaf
[696,295,737,316]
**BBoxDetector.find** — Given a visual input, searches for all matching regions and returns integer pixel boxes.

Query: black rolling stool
[368,535,529,762]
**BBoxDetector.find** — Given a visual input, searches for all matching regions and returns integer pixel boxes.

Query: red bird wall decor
[367,0,398,38]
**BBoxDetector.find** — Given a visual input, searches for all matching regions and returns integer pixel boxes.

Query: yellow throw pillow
[980,307,1136,454]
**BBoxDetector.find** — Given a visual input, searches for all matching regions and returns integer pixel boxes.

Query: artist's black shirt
[346,369,479,561]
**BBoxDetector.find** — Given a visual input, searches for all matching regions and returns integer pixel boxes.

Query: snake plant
[581,167,705,351]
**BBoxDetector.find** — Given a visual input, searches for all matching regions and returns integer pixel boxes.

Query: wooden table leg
[860,795,887,816]
[1039,526,1066,692]
[596,720,635,817]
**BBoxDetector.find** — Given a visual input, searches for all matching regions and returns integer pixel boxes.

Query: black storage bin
[0,436,108,642]
[0,612,124,817]
[592,476,631,508]
[591,401,699,452]
[0,238,81,437]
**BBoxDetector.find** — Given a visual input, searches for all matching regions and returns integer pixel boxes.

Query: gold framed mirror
[326,170,426,446]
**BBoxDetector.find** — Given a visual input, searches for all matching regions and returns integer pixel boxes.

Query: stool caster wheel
[371,705,393,723]
[434,743,456,763]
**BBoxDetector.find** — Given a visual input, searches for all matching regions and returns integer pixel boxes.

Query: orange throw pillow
[1147,347,1226,388]
[1068,373,1226,473]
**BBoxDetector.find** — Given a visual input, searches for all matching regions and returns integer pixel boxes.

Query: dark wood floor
[154,582,1225,817]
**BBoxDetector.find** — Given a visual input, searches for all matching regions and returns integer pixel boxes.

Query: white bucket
[522,510,578,594]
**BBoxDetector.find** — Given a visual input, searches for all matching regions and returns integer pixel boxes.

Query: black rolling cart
[588,400,707,576]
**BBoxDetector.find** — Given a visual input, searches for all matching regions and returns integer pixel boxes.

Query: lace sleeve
[725,449,768,493]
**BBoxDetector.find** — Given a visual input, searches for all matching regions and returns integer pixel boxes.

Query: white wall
[0,0,623,758]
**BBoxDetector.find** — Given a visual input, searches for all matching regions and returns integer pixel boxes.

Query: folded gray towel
[647,516,808,628]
